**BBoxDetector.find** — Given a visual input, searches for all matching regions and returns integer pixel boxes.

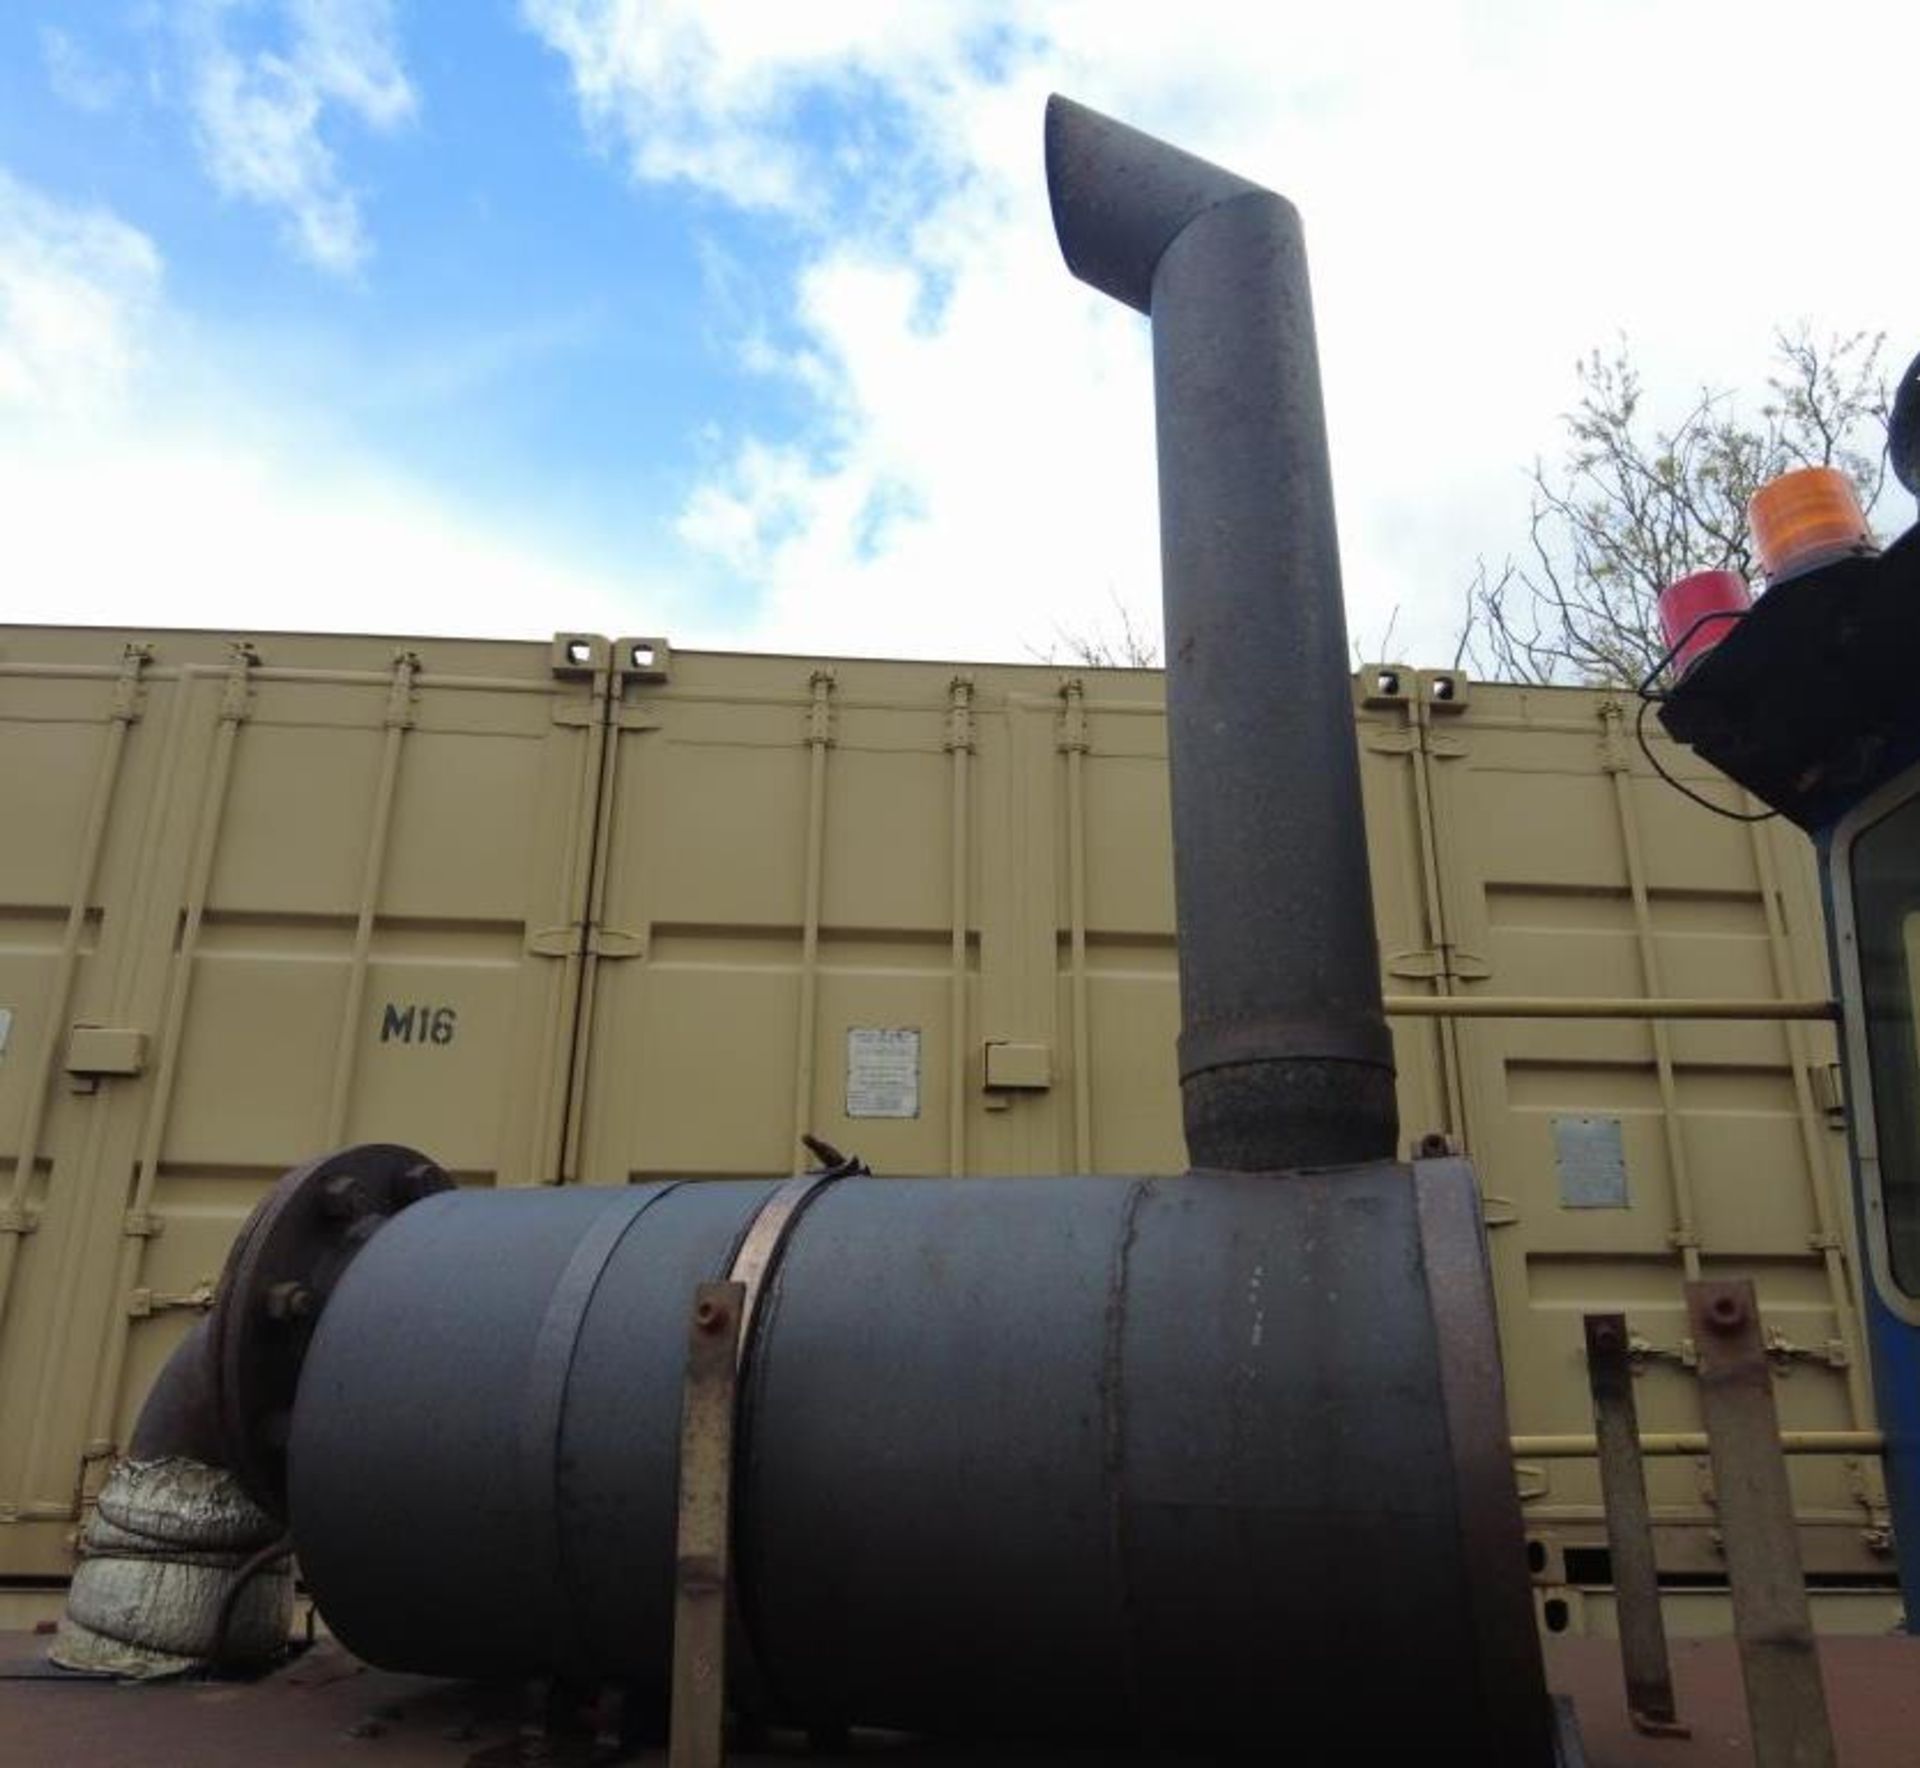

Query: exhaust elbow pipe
[1047,96,1396,1170]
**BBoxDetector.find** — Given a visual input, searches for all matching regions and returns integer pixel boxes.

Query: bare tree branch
[1457,329,1889,685]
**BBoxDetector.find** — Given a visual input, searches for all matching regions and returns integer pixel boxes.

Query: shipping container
[0,626,1891,1629]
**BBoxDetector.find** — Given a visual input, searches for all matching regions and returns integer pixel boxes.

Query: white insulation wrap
[52,1457,292,1677]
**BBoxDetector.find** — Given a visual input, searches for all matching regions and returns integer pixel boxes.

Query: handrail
[1511,1430,1881,1459]
[1386,995,1837,1022]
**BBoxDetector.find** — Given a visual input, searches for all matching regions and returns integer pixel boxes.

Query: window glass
[1852,791,1920,1297]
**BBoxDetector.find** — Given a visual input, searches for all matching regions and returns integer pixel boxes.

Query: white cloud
[41,26,130,115]
[0,170,662,640]
[527,0,1920,667]
[184,0,416,275]
[0,172,160,418]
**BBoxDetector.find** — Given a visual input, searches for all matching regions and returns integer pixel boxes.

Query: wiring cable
[1633,608,1778,824]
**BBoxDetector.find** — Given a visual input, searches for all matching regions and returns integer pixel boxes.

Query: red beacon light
[1658,568,1751,677]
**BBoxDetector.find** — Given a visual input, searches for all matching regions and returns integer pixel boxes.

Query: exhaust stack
[94,99,1560,1766]
[1046,96,1395,1171]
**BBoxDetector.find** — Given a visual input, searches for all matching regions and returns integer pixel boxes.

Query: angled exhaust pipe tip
[1047,95,1396,1171]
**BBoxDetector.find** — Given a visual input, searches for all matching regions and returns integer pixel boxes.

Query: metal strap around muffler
[713,1151,861,1718]
[726,1169,839,1367]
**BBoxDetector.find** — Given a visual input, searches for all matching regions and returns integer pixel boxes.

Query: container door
[0,628,606,1577]
[1418,681,1880,1588]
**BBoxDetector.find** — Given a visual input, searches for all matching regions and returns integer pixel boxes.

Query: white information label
[846,1027,921,1119]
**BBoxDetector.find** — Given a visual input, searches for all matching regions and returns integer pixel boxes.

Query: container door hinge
[589,928,647,960]
[946,675,977,753]
[384,651,421,729]
[551,702,598,729]
[526,926,582,958]
[1628,1333,1698,1371]
[1514,1463,1549,1502]
[0,1203,37,1237]
[806,670,837,747]
[1598,700,1632,774]
[127,1281,215,1318]
[1386,947,1490,983]
[1056,678,1088,753]
[1481,1194,1519,1228]
[122,1210,164,1240]
[1762,1326,1850,1371]
[109,644,153,724]
[219,642,259,724]
[1813,1063,1847,1126]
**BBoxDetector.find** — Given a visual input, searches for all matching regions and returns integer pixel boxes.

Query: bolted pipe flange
[207,1144,451,1516]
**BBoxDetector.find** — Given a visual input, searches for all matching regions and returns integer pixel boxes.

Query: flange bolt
[265,1281,315,1322]
[319,1174,374,1221]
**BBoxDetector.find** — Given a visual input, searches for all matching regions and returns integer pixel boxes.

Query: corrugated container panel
[580,647,1881,1589]
[0,627,1888,1609]
[1404,675,1881,1577]
[0,628,606,1576]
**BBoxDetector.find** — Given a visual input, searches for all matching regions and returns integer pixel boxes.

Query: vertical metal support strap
[670,1279,745,1768]
[1060,679,1093,1171]
[945,676,974,1177]
[1685,1279,1836,1768]
[789,671,835,1169]
[1582,1312,1687,1738]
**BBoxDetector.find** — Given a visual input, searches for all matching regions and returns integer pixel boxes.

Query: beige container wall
[0,628,608,1576]
[577,648,1885,1589]
[0,627,1890,1606]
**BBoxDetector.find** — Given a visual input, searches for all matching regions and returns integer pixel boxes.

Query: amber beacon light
[1748,465,1876,583]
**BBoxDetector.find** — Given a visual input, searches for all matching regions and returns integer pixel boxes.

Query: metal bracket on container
[616,637,673,684]
[1360,663,1414,710]
[550,634,610,680]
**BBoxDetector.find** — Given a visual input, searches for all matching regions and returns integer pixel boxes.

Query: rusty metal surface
[1415,1158,1557,1761]
[1583,1313,1685,1737]
[288,1165,1531,1755]
[1547,1637,1920,1768]
[669,1282,743,1768]
[207,1145,449,1513]
[1685,1280,1837,1768]
[1046,93,1396,1170]
[10,1633,1920,1767]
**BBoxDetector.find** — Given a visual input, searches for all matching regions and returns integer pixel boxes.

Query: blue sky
[1,2,803,631]
[5,2,1920,663]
